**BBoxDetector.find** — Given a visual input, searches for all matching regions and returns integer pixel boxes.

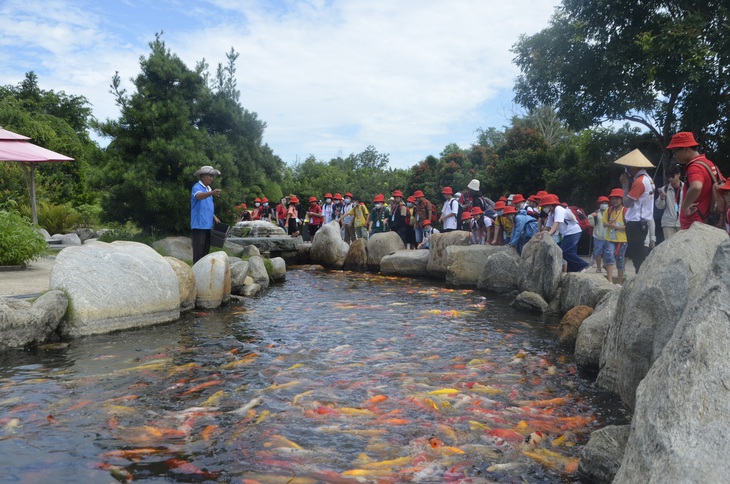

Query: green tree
[96,34,284,232]
[512,1,730,166]
[0,72,100,208]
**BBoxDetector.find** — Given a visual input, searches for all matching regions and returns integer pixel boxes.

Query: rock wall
[596,223,728,410]
[613,239,730,482]
[518,236,563,302]
[445,245,507,287]
[426,231,471,278]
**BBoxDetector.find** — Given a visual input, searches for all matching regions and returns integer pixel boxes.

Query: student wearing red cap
[389,190,409,244]
[589,196,611,272]
[667,131,725,229]
[538,194,589,272]
[251,197,263,221]
[603,189,628,284]
[307,196,323,238]
[440,187,458,232]
[469,207,493,245]
[368,194,390,235]
[285,195,301,237]
[412,190,434,244]
[322,193,335,224]
[416,219,439,249]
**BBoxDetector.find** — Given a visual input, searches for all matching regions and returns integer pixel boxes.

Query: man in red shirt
[666,132,723,229]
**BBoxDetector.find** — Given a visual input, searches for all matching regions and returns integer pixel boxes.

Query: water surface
[0,269,628,483]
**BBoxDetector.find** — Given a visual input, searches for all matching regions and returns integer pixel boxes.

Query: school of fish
[0,269,627,482]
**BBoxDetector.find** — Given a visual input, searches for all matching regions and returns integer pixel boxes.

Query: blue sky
[0,0,561,169]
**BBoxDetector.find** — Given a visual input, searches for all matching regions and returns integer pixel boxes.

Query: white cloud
[0,0,560,167]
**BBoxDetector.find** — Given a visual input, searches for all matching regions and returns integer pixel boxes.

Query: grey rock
[75,227,96,243]
[310,221,349,269]
[0,291,68,349]
[38,228,51,240]
[366,232,404,270]
[614,239,730,483]
[192,251,231,309]
[269,257,286,282]
[164,256,196,312]
[230,260,250,296]
[223,240,244,256]
[296,243,312,263]
[579,425,630,484]
[50,241,180,337]
[343,238,368,272]
[511,291,549,314]
[51,233,82,246]
[518,235,563,302]
[380,250,430,277]
[241,245,261,257]
[477,250,521,293]
[560,272,614,314]
[574,288,621,372]
[446,245,509,288]
[230,220,286,237]
[242,283,261,297]
[596,223,728,410]
[248,255,270,289]
[152,236,193,261]
[426,231,471,278]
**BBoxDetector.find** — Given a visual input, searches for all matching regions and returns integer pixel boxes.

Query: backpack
[426,199,437,224]
[569,205,593,236]
[692,159,726,228]
[450,198,463,225]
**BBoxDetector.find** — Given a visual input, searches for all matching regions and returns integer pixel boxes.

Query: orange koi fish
[181,380,223,396]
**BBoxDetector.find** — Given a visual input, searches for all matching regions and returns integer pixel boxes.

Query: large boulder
[223,240,244,257]
[510,291,549,314]
[152,236,193,261]
[248,255,270,289]
[518,235,563,302]
[230,260,251,296]
[343,238,368,272]
[192,252,231,309]
[477,250,520,293]
[310,221,349,269]
[50,241,180,336]
[366,232,404,270]
[445,245,508,287]
[230,220,286,237]
[269,257,286,282]
[164,257,196,312]
[296,243,312,264]
[426,231,471,278]
[574,288,621,372]
[596,223,728,410]
[614,239,730,483]
[559,272,614,314]
[0,291,68,349]
[241,245,261,257]
[380,250,430,277]
[579,425,630,484]
[556,305,593,346]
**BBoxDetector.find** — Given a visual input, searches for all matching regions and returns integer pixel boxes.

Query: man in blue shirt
[191,165,221,264]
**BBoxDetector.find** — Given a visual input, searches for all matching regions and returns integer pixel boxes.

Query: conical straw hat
[613,149,655,168]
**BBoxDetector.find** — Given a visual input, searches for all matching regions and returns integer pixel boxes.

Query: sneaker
[579,266,590,273]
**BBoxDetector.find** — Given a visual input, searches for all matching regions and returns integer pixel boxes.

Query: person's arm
[195,188,220,200]
[682,181,703,215]
[491,224,501,244]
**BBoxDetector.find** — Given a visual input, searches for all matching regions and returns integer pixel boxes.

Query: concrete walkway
[0,256,55,298]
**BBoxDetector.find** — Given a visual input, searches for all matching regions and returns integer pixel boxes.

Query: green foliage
[0,203,47,266]
[36,201,81,235]
[73,203,103,228]
[97,224,156,245]
[95,34,285,234]
[512,1,730,165]
[0,72,101,208]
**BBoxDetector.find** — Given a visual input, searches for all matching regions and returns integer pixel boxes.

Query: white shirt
[626,170,655,222]
[441,198,458,230]
[549,206,582,236]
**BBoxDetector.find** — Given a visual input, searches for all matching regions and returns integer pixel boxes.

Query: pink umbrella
[0,127,74,225]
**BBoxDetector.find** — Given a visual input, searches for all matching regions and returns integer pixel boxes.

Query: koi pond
[0,269,628,483]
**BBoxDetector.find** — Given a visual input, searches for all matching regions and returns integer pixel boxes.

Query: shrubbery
[0,203,47,266]
[37,201,80,235]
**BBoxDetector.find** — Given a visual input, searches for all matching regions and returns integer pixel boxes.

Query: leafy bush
[97,223,156,245]
[37,201,81,235]
[74,203,103,228]
[0,207,47,266]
